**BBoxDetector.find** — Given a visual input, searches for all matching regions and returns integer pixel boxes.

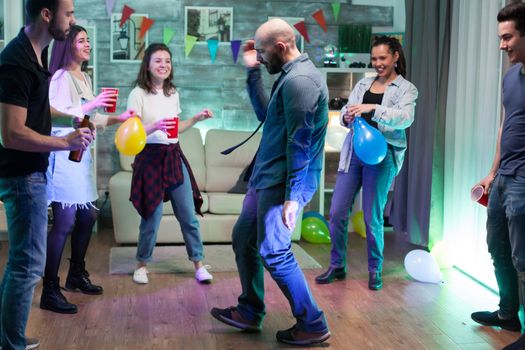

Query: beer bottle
[68,115,91,162]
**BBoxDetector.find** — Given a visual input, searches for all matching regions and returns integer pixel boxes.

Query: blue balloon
[352,117,388,165]
[302,211,329,229]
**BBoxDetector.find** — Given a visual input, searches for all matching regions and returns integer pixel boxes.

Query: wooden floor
[0,228,520,350]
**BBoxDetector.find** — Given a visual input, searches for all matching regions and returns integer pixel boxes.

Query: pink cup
[166,117,179,139]
[101,87,119,113]
[471,185,488,207]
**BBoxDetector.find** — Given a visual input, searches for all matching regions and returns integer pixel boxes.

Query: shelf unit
[310,67,376,217]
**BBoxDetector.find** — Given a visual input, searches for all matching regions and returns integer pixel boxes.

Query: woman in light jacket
[316,36,418,290]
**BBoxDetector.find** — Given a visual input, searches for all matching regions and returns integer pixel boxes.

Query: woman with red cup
[127,43,213,285]
[42,25,135,314]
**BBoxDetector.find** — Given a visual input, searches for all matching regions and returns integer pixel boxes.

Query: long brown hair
[134,43,176,96]
[49,24,88,77]
[371,35,407,78]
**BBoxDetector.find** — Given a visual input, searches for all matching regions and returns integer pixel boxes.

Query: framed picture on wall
[110,13,149,62]
[185,6,233,43]
[268,17,304,53]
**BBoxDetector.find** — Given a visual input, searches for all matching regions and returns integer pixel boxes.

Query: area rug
[109,243,322,275]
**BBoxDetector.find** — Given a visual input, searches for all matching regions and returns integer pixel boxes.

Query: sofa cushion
[162,192,209,215]
[205,129,261,192]
[118,127,206,191]
[207,192,245,215]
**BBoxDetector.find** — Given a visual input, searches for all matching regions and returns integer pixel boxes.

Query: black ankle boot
[368,271,382,290]
[40,277,78,314]
[64,259,103,295]
[315,266,346,284]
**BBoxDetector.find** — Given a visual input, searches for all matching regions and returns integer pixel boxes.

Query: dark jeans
[329,150,396,272]
[486,173,525,318]
[232,185,328,333]
[0,173,48,350]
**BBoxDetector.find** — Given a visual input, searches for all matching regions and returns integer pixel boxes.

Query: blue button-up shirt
[247,54,329,202]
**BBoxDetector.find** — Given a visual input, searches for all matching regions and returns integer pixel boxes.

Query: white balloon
[404,249,444,284]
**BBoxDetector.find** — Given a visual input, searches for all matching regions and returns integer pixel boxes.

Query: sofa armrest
[109,171,141,244]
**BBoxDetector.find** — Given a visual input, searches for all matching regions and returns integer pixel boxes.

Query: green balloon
[301,217,331,244]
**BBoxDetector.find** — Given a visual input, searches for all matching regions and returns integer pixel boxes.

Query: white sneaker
[195,265,213,284]
[133,266,149,284]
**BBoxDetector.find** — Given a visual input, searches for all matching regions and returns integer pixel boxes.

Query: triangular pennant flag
[207,39,219,64]
[139,17,154,39]
[185,35,198,57]
[230,40,241,64]
[119,4,135,28]
[293,21,310,44]
[105,0,115,17]
[331,3,341,23]
[312,9,327,32]
[163,28,176,45]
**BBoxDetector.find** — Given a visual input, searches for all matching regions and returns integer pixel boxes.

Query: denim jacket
[338,75,418,174]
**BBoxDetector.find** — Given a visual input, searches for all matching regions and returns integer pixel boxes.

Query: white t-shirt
[127,86,182,144]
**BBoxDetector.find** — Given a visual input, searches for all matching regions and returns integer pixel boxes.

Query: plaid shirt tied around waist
[130,143,203,220]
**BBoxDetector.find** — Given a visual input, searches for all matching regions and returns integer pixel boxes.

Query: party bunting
[105,0,115,17]
[185,35,198,57]
[312,9,327,32]
[230,40,241,64]
[119,4,135,28]
[293,21,310,44]
[163,28,176,45]
[331,3,341,23]
[207,39,219,64]
[139,17,155,39]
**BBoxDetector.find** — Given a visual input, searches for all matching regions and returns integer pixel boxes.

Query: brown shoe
[276,324,330,345]
[210,306,262,332]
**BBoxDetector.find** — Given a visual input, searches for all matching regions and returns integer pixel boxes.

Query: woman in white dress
[40,25,135,314]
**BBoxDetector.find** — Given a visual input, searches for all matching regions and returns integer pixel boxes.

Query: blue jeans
[0,173,48,350]
[136,163,204,263]
[233,185,328,333]
[486,173,525,318]
[329,149,396,272]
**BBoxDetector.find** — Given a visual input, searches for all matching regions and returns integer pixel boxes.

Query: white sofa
[109,128,302,244]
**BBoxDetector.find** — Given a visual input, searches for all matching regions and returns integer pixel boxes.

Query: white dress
[47,69,108,208]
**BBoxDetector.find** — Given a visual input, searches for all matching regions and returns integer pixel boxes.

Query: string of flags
[108,1,343,63]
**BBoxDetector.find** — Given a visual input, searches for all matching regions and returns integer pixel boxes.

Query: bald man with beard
[211,19,330,346]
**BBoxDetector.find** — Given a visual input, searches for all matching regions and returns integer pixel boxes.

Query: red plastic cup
[471,185,488,207]
[166,117,179,139]
[101,87,119,113]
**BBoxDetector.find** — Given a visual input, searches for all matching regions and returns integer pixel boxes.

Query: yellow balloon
[115,117,146,156]
[351,210,366,238]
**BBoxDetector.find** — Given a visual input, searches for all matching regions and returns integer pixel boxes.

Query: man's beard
[49,17,67,41]
[263,54,283,75]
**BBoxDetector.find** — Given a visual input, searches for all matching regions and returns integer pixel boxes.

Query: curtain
[441,0,503,289]
[390,0,452,247]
